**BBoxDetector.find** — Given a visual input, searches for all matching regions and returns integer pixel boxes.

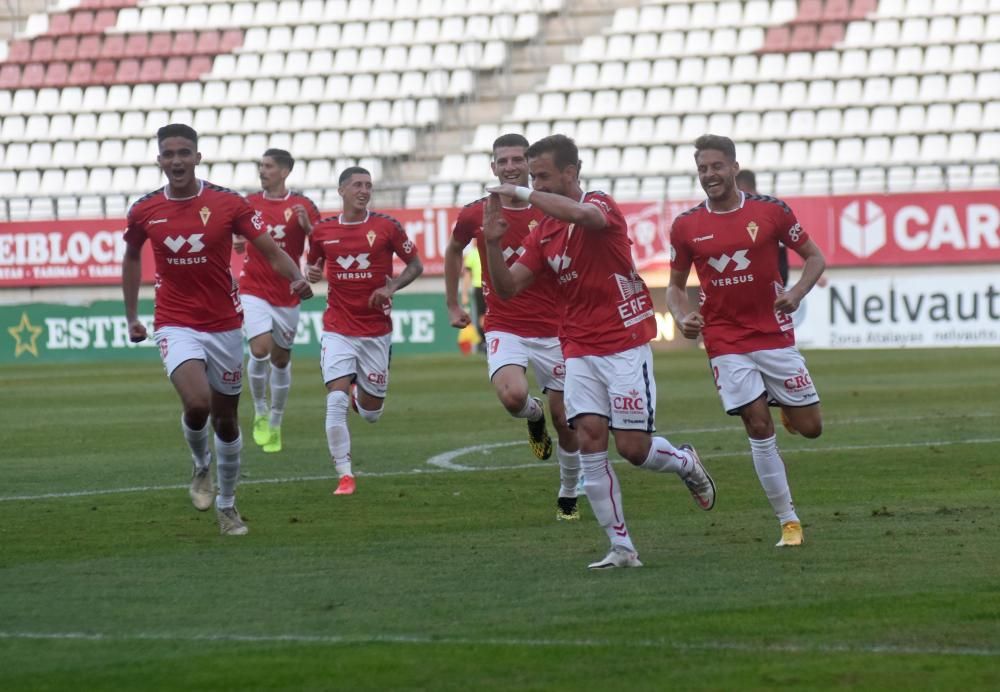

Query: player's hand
[482,193,509,244]
[292,204,310,228]
[679,311,704,339]
[128,319,148,343]
[485,183,518,199]
[774,290,802,314]
[306,260,324,283]
[233,234,246,254]
[448,304,472,328]
[369,278,394,309]
[290,278,313,300]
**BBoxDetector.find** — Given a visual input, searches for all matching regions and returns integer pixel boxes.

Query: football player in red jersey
[122,124,312,535]
[306,167,423,496]
[484,134,716,569]
[667,134,827,548]
[237,149,321,454]
[444,133,582,521]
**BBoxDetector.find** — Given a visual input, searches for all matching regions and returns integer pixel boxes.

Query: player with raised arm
[444,133,582,521]
[484,135,716,569]
[122,124,312,535]
[306,167,423,496]
[667,134,826,548]
[237,149,321,454]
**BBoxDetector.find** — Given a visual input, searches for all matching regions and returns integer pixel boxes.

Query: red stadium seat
[7,39,31,63]
[101,34,125,59]
[795,0,823,23]
[116,58,140,83]
[138,57,164,83]
[148,32,173,57]
[77,34,101,60]
[54,36,78,61]
[790,23,818,51]
[44,61,69,87]
[48,13,72,35]
[94,59,116,84]
[817,21,846,47]
[174,31,197,55]
[94,9,117,31]
[164,56,188,82]
[124,33,149,58]
[220,29,244,52]
[195,30,220,54]
[0,64,21,89]
[763,26,791,52]
[187,55,213,80]
[70,11,94,34]
[68,60,94,86]
[823,0,851,21]
[30,38,55,62]
[21,62,45,88]
[851,0,878,16]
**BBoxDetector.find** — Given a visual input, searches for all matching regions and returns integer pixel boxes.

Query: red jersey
[239,190,321,307]
[518,191,656,358]
[306,210,420,337]
[125,180,265,332]
[452,198,561,338]
[669,193,810,358]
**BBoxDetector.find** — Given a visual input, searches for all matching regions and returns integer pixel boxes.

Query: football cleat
[216,505,249,536]
[526,397,553,460]
[557,496,580,521]
[776,521,804,547]
[189,464,214,511]
[780,409,799,435]
[333,475,356,496]
[680,444,716,511]
[262,427,282,453]
[587,546,643,569]
[252,414,271,446]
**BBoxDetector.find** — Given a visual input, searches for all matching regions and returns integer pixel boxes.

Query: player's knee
[185,401,211,426]
[746,418,775,439]
[798,419,823,439]
[499,389,529,415]
[357,404,383,424]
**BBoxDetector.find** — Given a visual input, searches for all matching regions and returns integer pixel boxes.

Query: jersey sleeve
[302,195,322,224]
[774,202,809,250]
[123,205,147,249]
[668,219,693,274]
[451,204,480,246]
[388,216,419,263]
[233,197,267,240]
[306,224,326,265]
[584,192,614,227]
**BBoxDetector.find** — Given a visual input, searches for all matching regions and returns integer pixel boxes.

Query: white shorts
[154,326,244,396]
[564,344,656,432]
[241,294,300,350]
[320,331,392,398]
[710,346,820,415]
[485,331,565,392]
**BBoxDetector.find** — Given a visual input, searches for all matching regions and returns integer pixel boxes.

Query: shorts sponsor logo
[553,363,565,377]
[222,369,242,383]
[613,389,645,412]
[367,371,387,385]
[783,369,812,393]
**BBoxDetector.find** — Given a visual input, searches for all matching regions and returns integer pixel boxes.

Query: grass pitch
[1,348,998,691]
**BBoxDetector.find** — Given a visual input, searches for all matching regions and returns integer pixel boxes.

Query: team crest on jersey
[366,230,376,247]
[199,206,211,226]
[284,207,293,222]
[746,221,759,243]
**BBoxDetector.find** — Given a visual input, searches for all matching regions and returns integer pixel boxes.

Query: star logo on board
[7,311,43,358]
[366,230,376,247]
[284,207,293,222]
[746,221,759,243]
[199,206,212,226]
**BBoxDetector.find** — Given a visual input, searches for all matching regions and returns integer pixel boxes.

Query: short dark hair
[694,134,736,161]
[735,169,757,192]
[263,148,294,171]
[526,134,580,171]
[492,133,529,156]
[338,166,371,185]
[157,123,198,147]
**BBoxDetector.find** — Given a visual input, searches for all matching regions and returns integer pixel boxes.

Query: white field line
[2,436,999,504]
[0,630,996,658]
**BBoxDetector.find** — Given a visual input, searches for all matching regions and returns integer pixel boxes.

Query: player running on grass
[444,133,583,521]
[123,124,312,535]
[236,148,321,454]
[306,166,423,496]
[667,134,826,548]
[483,134,716,569]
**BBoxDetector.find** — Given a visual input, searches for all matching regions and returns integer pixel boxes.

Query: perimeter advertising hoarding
[3,190,997,288]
